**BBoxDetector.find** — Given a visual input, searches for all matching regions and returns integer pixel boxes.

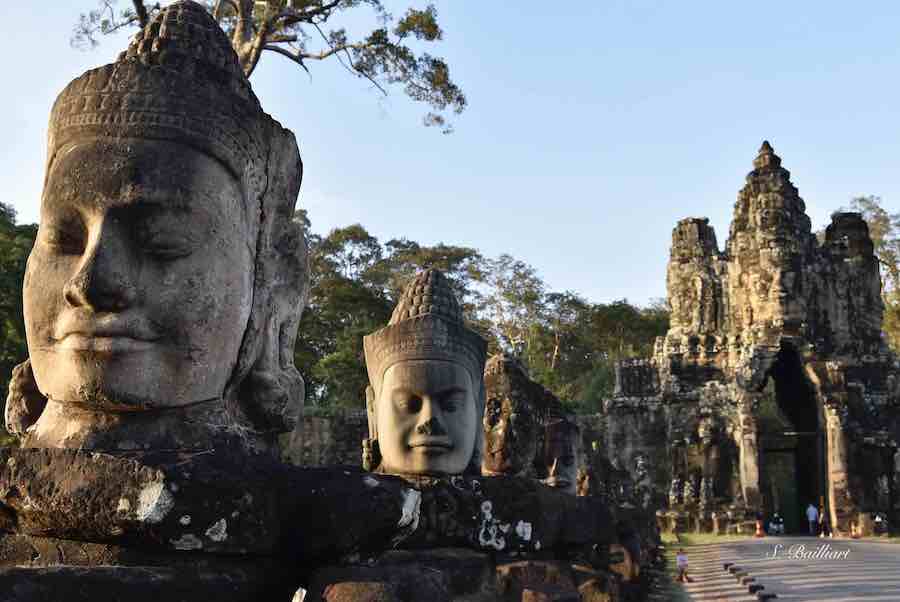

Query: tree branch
[132,0,149,27]
[267,34,298,44]
[235,0,255,45]
[262,43,310,75]
[311,23,387,96]
[278,1,343,27]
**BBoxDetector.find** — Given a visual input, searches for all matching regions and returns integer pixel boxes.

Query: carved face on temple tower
[364,269,487,477]
[540,417,579,495]
[729,142,812,336]
[9,1,308,451]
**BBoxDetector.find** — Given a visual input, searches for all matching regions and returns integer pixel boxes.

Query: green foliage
[841,196,900,352]
[0,203,668,416]
[294,221,492,408]
[0,204,37,416]
[292,218,669,413]
[73,0,465,132]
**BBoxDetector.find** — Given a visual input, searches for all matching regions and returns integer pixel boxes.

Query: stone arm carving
[4,359,47,436]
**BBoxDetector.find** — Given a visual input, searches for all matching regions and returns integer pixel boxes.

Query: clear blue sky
[3,1,899,305]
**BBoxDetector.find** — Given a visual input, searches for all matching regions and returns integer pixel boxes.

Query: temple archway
[758,341,825,533]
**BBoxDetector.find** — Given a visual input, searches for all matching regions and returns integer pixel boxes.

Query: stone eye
[440,391,464,413]
[41,218,86,255]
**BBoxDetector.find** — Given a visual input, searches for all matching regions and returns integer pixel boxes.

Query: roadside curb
[723,562,777,600]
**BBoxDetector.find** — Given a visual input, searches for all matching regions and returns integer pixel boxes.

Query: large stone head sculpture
[482,353,542,477]
[539,416,580,496]
[9,1,308,452]
[363,269,487,477]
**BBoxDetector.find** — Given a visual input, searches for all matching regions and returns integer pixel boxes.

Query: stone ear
[365,385,378,441]
[238,363,304,434]
[362,387,382,472]
[5,359,47,436]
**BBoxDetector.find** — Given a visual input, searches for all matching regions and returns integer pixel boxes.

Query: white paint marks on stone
[477,500,507,551]
[170,534,203,550]
[205,518,228,542]
[398,489,421,531]
[515,520,533,541]
[390,488,422,547]
[179,515,192,526]
[136,481,175,524]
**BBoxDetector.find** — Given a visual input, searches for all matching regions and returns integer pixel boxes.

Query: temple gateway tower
[609,142,900,535]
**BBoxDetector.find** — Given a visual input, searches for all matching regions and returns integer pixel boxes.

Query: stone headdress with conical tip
[364,269,488,395]
[36,0,309,438]
[363,268,487,474]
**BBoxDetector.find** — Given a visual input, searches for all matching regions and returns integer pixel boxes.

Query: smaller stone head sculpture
[481,353,541,477]
[540,416,580,495]
[10,1,308,452]
[363,269,487,477]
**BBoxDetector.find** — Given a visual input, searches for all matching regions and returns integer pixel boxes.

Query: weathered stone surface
[11,0,308,455]
[0,564,295,602]
[607,141,900,535]
[0,447,414,561]
[307,549,498,601]
[539,417,579,496]
[285,408,368,467]
[496,561,578,600]
[0,448,613,563]
[482,354,552,478]
[363,268,488,477]
[320,581,402,602]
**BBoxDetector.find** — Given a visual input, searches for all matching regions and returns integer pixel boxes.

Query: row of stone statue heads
[2,0,580,501]
[360,269,580,490]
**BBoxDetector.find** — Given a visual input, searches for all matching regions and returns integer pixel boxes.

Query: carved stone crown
[47,0,269,200]
[364,269,487,394]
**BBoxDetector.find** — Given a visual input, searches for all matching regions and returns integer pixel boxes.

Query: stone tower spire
[726,141,815,342]
[666,218,726,337]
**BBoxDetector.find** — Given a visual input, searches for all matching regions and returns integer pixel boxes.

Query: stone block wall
[286,408,368,467]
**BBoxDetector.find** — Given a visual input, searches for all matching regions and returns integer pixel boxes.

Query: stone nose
[63,222,137,312]
[416,417,448,437]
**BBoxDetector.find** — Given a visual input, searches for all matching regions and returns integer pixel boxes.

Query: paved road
[685,537,900,601]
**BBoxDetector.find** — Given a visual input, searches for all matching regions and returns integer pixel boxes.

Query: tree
[480,254,546,362]
[293,223,392,407]
[73,0,466,132]
[841,196,900,352]
[0,204,37,427]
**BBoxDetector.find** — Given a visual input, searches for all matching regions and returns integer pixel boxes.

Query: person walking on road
[818,505,831,538]
[676,548,693,583]
[806,503,819,536]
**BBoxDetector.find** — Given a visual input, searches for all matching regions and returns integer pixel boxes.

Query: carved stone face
[24,139,254,410]
[376,360,477,476]
[541,422,578,495]
[482,394,539,476]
